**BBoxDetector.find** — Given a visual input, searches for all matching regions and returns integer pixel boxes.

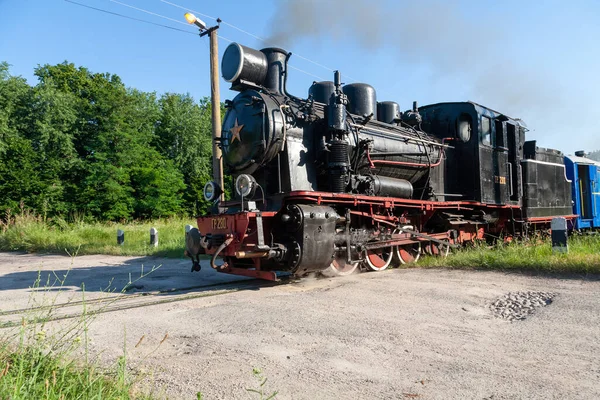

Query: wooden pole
[208,27,225,202]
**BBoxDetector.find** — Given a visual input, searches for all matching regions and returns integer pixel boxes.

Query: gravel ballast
[490,291,557,321]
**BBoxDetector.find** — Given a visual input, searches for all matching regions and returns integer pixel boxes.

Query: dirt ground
[1,252,599,399]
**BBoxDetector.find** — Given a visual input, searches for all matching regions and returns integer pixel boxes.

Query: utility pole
[206,22,224,202]
[185,13,225,201]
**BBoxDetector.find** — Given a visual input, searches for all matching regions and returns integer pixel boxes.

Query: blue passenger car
[564,152,600,229]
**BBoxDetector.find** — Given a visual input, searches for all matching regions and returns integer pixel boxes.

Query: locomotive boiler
[185,42,575,280]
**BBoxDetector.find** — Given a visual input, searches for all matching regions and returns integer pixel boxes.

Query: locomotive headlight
[235,174,257,198]
[203,181,222,202]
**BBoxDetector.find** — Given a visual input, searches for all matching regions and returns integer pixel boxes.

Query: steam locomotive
[184,43,576,280]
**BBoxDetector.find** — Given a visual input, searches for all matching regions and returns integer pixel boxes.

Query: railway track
[0,278,282,328]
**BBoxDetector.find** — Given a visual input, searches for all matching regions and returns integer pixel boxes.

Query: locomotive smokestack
[261,47,289,96]
[221,43,290,95]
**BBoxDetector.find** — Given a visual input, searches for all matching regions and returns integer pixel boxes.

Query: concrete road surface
[0,252,599,399]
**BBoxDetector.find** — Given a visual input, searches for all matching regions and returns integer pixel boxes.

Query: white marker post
[150,227,158,247]
[117,229,125,246]
[551,217,568,253]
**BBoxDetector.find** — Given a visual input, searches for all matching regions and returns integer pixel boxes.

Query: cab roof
[419,101,527,128]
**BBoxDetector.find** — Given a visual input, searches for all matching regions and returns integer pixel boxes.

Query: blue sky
[1,0,599,154]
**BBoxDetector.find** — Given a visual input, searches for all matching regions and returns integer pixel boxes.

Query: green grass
[417,234,600,274]
[0,341,140,400]
[0,269,156,400]
[0,210,195,258]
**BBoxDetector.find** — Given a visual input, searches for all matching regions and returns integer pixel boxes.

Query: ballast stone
[490,291,557,321]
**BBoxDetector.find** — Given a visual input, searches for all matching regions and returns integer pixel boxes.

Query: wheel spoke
[426,241,451,258]
[364,246,393,271]
[395,243,421,264]
[321,257,359,277]
[392,227,421,265]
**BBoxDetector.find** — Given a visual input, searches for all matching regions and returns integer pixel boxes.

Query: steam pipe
[211,236,234,270]
[283,52,301,100]
[349,123,449,148]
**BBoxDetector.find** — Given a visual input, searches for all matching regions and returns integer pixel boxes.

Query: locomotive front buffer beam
[185,210,283,281]
[186,204,353,280]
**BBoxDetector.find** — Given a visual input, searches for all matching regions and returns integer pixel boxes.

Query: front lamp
[235,174,257,198]
[184,12,207,30]
[203,181,222,202]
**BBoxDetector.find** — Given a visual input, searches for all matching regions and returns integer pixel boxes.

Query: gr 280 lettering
[494,176,507,185]
[211,217,227,230]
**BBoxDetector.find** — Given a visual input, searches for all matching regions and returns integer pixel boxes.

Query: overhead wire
[287,66,326,81]
[102,0,235,43]
[108,0,192,27]
[64,0,197,35]
[64,0,326,81]
[159,0,356,82]
[159,0,217,23]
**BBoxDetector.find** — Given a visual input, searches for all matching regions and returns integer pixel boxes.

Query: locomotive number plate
[494,175,507,185]
[212,217,227,230]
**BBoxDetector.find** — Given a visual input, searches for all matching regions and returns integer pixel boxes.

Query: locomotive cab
[419,101,525,206]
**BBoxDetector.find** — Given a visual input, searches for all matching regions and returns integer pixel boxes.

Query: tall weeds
[417,233,600,274]
[0,205,195,258]
[0,257,163,399]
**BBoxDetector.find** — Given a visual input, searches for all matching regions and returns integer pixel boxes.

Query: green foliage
[416,234,600,274]
[246,368,278,400]
[155,94,224,215]
[0,61,221,221]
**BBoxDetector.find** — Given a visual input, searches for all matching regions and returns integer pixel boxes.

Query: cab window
[481,116,491,146]
[456,113,472,142]
[495,120,505,147]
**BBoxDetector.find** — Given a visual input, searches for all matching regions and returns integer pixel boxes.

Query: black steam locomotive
[185,43,574,280]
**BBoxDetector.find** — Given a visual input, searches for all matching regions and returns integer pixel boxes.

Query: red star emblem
[230,118,244,143]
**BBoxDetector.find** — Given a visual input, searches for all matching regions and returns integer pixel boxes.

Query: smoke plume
[266,0,593,152]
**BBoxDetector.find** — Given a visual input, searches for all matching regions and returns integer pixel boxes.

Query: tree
[155,94,214,215]
[23,82,80,216]
[0,60,215,221]
[31,63,188,220]
[0,63,42,213]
